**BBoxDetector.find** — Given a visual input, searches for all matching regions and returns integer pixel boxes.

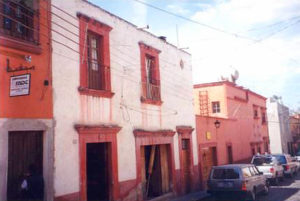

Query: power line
[130,0,259,42]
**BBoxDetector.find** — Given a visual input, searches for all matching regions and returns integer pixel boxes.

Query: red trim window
[139,42,162,105]
[78,13,114,98]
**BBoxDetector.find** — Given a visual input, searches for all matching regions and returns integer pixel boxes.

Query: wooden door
[7,131,43,201]
[182,139,191,193]
[201,147,217,189]
[227,145,233,164]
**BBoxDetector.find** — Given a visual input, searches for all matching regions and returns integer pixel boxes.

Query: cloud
[179,0,300,108]
[167,4,190,15]
[130,0,148,27]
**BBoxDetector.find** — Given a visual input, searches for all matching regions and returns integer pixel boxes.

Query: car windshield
[274,155,287,164]
[212,168,240,179]
[252,157,273,166]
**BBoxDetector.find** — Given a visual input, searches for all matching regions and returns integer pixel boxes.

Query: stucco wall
[267,100,292,154]
[51,0,196,197]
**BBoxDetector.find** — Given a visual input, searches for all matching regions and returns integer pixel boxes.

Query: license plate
[218,182,233,188]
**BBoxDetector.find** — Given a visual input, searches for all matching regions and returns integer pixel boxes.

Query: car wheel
[263,184,269,195]
[248,189,256,201]
[273,177,279,186]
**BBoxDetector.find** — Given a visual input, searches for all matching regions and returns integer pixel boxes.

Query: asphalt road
[201,173,300,201]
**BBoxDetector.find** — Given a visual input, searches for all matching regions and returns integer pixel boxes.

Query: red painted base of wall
[54,192,80,201]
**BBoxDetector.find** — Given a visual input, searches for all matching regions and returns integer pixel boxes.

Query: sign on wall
[10,74,31,97]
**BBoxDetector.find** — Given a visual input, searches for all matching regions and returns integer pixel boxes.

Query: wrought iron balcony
[0,0,39,45]
[141,82,161,102]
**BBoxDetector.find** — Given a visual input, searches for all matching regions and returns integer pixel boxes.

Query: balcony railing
[0,0,39,44]
[141,82,161,102]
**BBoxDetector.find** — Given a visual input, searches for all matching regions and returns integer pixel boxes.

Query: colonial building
[51,1,197,201]
[193,81,269,189]
[0,0,53,200]
[267,98,293,154]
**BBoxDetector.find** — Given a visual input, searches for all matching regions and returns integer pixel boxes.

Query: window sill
[78,86,114,98]
[140,97,163,106]
[0,35,41,54]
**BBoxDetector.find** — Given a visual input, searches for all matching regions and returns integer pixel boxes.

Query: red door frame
[133,129,176,195]
[75,124,121,201]
[177,126,194,194]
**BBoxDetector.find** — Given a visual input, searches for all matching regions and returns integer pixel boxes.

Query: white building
[51,1,197,200]
[267,97,293,154]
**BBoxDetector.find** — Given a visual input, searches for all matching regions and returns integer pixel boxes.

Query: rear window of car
[274,155,287,164]
[212,168,240,179]
[252,157,273,166]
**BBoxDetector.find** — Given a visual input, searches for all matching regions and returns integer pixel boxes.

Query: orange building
[0,0,53,200]
[193,81,269,189]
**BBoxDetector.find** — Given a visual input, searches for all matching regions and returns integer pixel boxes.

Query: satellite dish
[231,70,239,83]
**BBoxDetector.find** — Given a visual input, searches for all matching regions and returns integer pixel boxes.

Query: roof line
[82,0,190,55]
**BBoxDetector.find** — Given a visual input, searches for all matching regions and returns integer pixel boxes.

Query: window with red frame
[78,13,113,98]
[139,42,161,104]
[87,32,104,90]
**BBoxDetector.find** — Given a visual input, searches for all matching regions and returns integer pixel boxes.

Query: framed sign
[10,74,31,97]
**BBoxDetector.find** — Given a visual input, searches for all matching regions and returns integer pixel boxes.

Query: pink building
[193,81,270,189]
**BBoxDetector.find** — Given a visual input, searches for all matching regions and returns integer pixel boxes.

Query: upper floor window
[0,0,39,44]
[139,42,161,105]
[253,109,258,119]
[87,32,104,90]
[77,13,113,98]
[212,101,220,113]
[261,112,266,124]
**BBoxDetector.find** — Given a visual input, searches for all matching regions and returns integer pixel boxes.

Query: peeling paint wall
[51,0,196,198]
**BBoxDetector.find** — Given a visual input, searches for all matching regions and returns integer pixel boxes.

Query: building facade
[193,81,269,189]
[0,0,54,200]
[51,1,197,201]
[267,98,293,154]
[290,114,300,153]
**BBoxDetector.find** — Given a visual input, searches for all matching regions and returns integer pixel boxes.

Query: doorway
[7,131,43,201]
[86,143,110,201]
[227,145,233,164]
[142,144,171,200]
[182,139,191,193]
[201,146,217,189]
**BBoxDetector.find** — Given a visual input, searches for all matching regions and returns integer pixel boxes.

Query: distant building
[193,81,269,189]
[290,114,300,153]
[267,98,293,154]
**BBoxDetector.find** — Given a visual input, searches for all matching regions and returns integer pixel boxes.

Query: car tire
[263,184,269,195]
[248,189,256,201]
[279,174,284,181]
[273,177,279,186]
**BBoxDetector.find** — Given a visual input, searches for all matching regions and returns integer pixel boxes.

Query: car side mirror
[259,172,263,175]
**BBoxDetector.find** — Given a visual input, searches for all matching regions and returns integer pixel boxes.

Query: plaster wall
[195,82,269,167]
[193,85,227,118]
[51,0,196,197]
[267,100,292,154]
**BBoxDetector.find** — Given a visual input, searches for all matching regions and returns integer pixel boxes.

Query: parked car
[292,157,300,172]
[207,164,269,201]
[272,154,297,177]
[251,154,284,185]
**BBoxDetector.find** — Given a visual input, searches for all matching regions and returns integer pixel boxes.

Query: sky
[89,0,300,111]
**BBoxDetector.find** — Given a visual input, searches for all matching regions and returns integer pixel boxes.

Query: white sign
[10,74,31,97]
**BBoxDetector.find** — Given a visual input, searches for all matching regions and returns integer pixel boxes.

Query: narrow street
[201,174,300,201]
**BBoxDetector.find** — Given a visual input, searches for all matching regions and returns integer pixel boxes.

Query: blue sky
[90,0,300,110]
